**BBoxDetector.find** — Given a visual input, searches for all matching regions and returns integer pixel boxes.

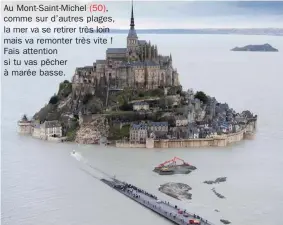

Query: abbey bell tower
[127,0,138,60]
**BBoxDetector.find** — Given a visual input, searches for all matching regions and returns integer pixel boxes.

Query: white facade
[130,124,148,143]
[17,121,32,134]
[175,116,189,127]
[193,133,199,139]
[32,127,42,138]
[41,126,62,138]
[133,102,149,111]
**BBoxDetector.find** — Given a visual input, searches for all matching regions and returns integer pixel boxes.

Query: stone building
[130,123,148,143]
[171,126,188,139]
[40,120,62,138]
[130,121,169,142]
[174,115,188,127]
[32,122,42,138]
[187,105,196,123]
[72,1,180,93]
[148,122,168,133]
[133,102,149,111]
[17,115,32,134]
[30,120,63,140]
[187,127,200,139]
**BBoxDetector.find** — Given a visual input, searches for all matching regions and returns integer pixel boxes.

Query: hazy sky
[2,1,283,29]
[106,1,283,28]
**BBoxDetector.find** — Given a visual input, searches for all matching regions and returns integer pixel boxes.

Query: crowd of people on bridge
[121,182,158,200]
[112,180,210,225]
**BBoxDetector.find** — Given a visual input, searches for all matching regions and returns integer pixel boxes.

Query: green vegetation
[66,118,79,141]
[58,80,72,98]
[66,128,78,141]
[108,124,130,140]
[195,91,208,104]
[49,95,59,104]
[105,111,135,115]
[116,90,133,106]
[114,88,164,107]
[119,102,133,111]
[159,97,175,109]
[135,88,164,100]
[167,86,182,95]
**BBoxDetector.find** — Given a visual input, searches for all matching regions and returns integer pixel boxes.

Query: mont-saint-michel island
[18,2,257,149]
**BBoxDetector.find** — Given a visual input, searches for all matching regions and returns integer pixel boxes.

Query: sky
[105,1,283,28]
[2,1,283,29]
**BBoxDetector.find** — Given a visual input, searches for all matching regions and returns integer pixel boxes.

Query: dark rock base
[203,177,227,184]
[220,219,231,224]
[159,182,192,200]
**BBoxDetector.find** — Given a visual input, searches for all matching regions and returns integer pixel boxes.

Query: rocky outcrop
[220,219,231,224]
[75,115,109,144]
[212,188,225,199]
[231,43,278,52]
[203,177,227,184]
[158,182,192,200]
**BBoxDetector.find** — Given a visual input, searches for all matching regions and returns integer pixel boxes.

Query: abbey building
[72,1,180,90]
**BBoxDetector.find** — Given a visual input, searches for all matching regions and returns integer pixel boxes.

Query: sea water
[2,34,283,225]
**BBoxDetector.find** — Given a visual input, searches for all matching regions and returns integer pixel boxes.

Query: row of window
[128,40,137,44]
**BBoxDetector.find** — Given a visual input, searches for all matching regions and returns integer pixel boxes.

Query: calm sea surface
[2,34,283,225]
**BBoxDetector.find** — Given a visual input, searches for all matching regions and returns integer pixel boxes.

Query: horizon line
[111,28,283,30]
[108,28,283,36]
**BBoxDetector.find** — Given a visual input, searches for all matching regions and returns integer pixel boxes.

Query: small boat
[153,157,196,175]
[158,167,175,175]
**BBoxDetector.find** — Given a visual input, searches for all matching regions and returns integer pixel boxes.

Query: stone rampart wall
[116,141,146,148]
[154,137,227,148]
[154,120,257,148]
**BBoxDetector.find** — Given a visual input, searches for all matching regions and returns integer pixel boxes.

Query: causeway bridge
[101,177,215,225]
[71,151,216,225]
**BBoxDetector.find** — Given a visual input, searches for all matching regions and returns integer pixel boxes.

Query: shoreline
[116,120,257,148]
[19,120,256,148]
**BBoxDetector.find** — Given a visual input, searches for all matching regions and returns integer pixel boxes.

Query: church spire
[130,0,135,29]
[127,0,137,38]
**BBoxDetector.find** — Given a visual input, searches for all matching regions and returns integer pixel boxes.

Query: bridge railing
[122,189,215,225]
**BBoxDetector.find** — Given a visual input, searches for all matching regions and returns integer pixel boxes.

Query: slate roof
[174,115,187,120]
[128,28,138,38]
[76,66,92,71]
[106,48,127,54]
[148,122,168,127]
[145,60,159,66]
[119,60,160,68]
[96,60,106,64]
[138,40,147,45]
[133,102,149,106]
[42,120,61,128]
[132,61,159,67]
[131,123,148,129]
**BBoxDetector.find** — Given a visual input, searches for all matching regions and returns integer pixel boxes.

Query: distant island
[231,44,278,52]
